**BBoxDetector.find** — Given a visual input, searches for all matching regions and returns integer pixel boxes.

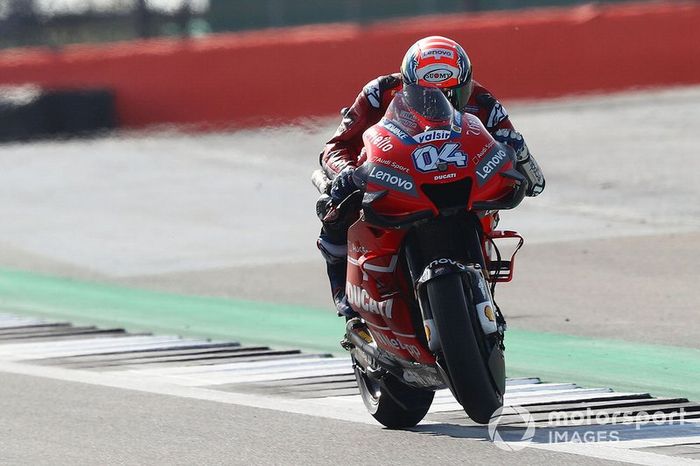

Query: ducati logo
[346,284,394,318]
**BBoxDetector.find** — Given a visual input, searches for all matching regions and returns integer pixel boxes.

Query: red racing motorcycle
[313,85,526,428]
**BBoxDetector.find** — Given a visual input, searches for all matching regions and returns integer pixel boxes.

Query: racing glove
[330,167,360,205]
[493,129,545,197]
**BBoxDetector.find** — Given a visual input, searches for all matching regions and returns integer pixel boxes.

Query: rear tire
[426,273,503,424]
[353,358,434,429]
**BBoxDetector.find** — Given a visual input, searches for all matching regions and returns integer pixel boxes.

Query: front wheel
[426,273,503,424]
[353,357,434,429]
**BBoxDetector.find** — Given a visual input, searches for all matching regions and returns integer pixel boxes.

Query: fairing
[347,89,521,364]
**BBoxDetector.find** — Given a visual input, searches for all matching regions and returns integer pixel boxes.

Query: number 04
[412,143,467,172]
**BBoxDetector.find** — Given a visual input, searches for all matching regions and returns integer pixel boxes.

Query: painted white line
[429,385,615,412]
[504,382,579,393]
[122,356,348,377]
[0,335,187,353]
[506,387,612,400]
[0,315,49,328]
[0,337,212,359]
[147,366,353,387]
[509,391,652,406]
[526,441,699,466]
[505,377,542,386]
[179,365,355,385]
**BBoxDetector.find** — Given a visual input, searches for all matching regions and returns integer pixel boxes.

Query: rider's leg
[317,224,356,318]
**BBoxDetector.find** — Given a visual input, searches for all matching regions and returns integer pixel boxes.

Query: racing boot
[317,234,357,318]
[327,261,356,318]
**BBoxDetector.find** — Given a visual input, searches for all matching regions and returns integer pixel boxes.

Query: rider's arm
[320,74,402,178]
[473,84,545,197]
[470,84,515,134]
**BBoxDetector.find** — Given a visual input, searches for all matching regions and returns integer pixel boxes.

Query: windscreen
[385,83,454,135]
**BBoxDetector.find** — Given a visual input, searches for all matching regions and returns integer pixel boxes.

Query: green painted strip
[505,331,700,401]
[0,268,339,354]
[1,267,699,401]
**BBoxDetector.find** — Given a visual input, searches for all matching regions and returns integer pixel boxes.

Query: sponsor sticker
[365,128,393,152]
[374,331,422,359]
[433,172,457,181]
[464,114,483,136]
[474,146,511,185]
[374,156,410,173]
[413,129,451,144]
[366,163,418,197]
[379,119,416,145]
[428,258,466,270]
[399,110,417,122]
[471,140,495,166]
[424,68,453,83]
[417,64,460,84]
[351,243,368,254]
[421,48,454,60]
[346,283,394,318]
[397,110,418,129]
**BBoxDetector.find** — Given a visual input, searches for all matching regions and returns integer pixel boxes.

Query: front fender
[416,258,469,287]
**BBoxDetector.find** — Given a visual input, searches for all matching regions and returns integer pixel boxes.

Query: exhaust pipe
[344,318,403,378]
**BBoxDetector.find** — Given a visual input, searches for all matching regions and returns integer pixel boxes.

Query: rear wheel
[353,358,434,429]
[426,273,503,424]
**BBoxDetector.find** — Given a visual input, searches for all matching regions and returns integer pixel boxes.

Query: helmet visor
[402,83,454,122]
[442,80,473,112]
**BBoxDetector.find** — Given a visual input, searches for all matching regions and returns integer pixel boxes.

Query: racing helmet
[400,36,473,112]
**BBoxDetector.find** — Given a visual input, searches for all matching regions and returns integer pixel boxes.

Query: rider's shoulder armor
[469,81,511,131]
[362,74,403,109]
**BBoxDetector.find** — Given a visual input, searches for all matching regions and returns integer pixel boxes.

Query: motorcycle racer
[317,36,545,317]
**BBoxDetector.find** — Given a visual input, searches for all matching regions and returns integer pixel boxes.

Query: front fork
[412,254,507,397]
[414,259,501,352]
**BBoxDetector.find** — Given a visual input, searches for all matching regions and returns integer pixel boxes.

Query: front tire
[353,358,434,429]
[426,273,503,424]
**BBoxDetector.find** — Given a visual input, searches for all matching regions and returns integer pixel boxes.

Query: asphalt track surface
[0,86,699,463]
[0,372,622,465]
